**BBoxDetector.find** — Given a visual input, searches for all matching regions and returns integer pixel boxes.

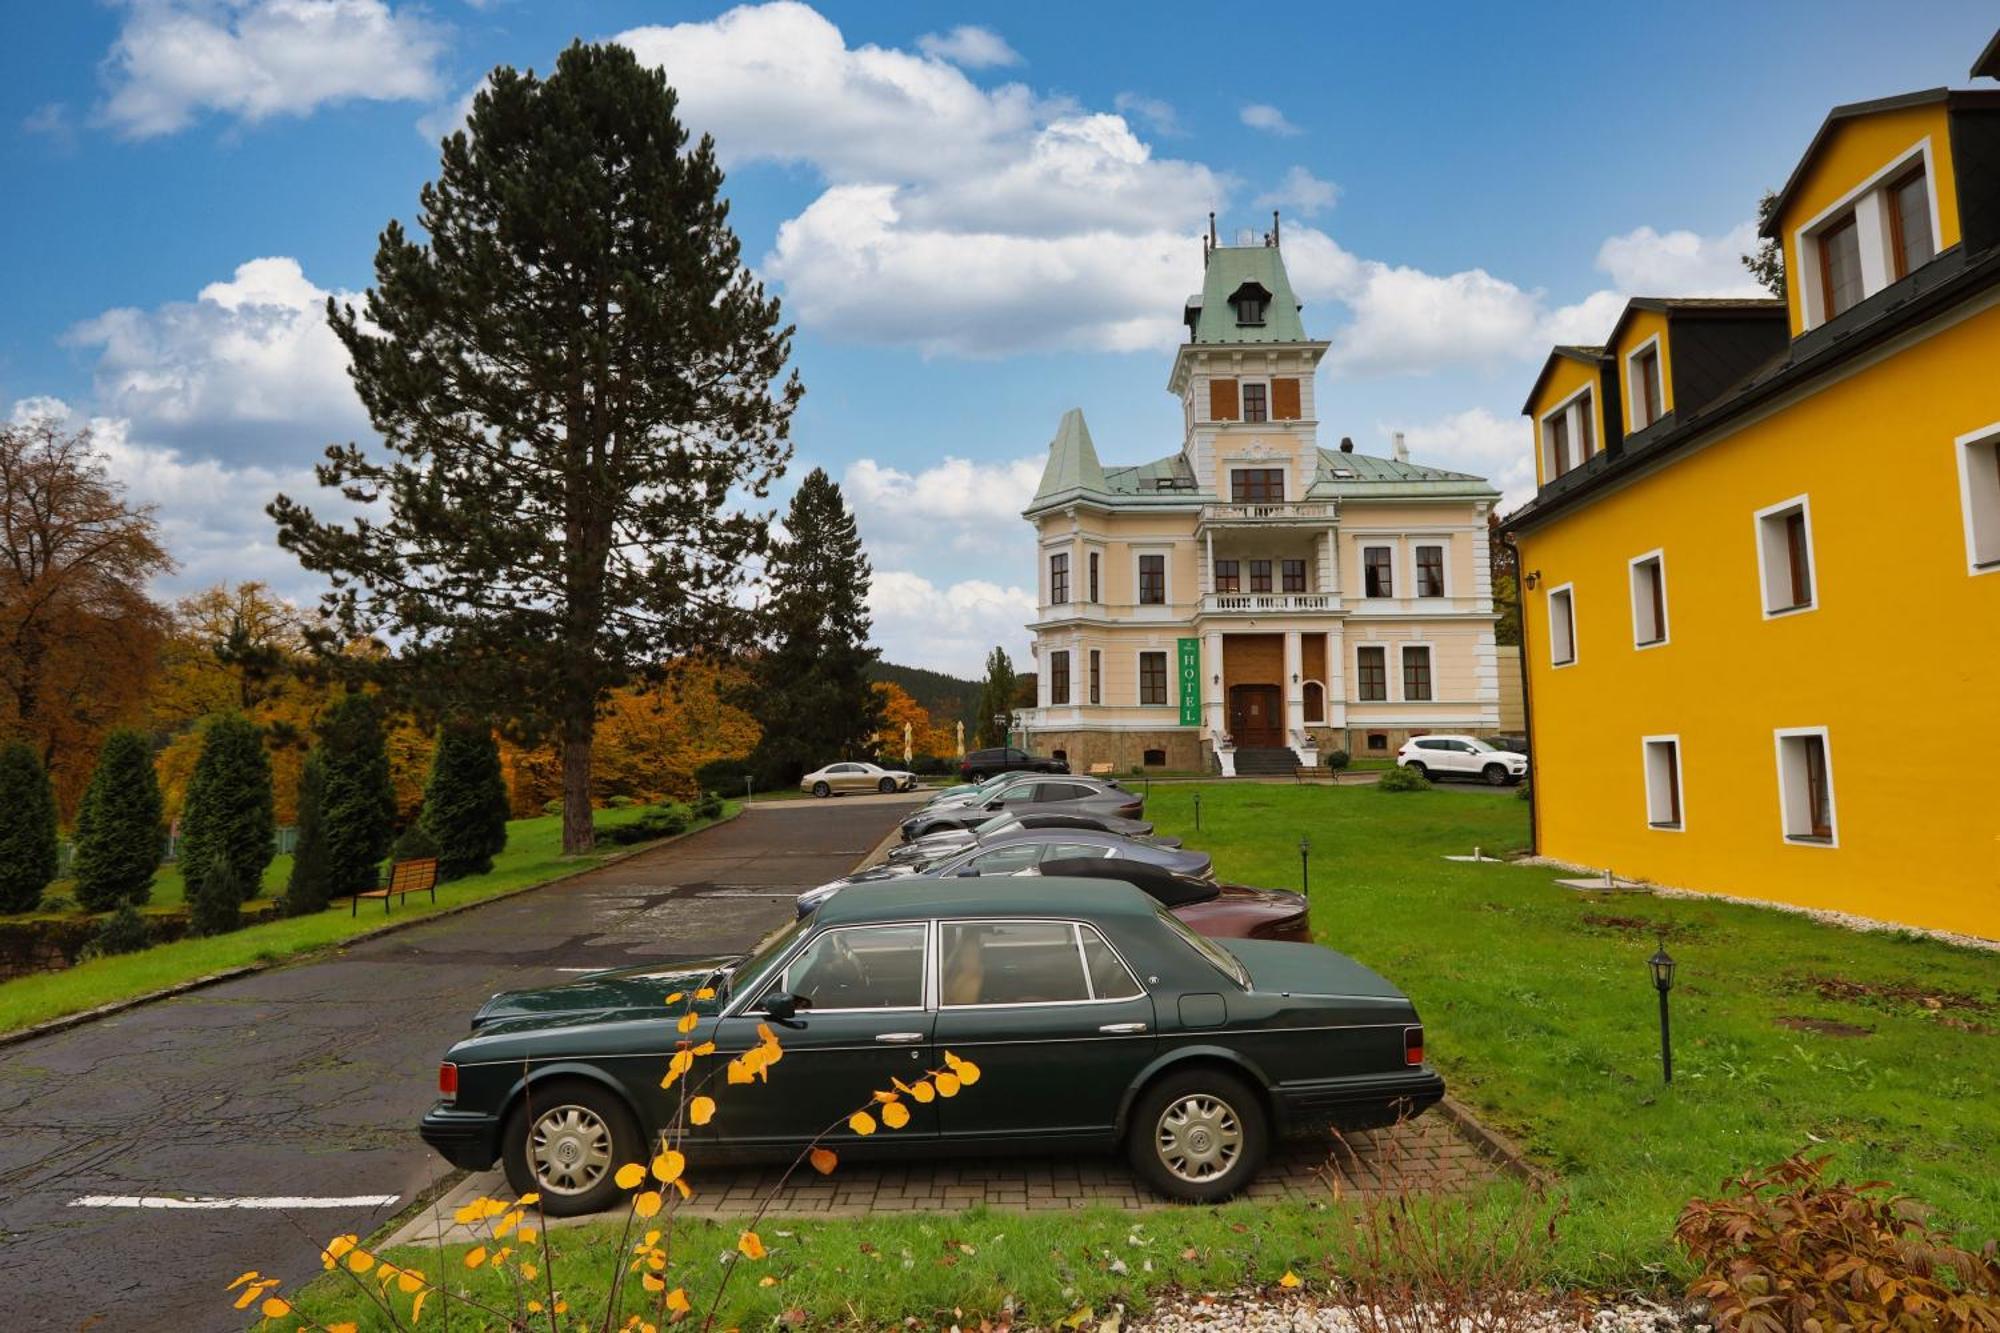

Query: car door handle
[1098,1022,1148,1034]
[874,1032,926,1044]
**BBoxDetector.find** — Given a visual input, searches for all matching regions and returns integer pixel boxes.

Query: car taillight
[438,1062,458,1100]
[1120,803,1141,816]
[1404,1026,1425,1067]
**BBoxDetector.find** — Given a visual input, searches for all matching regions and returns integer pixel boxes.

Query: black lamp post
[1298,834,1311,897]
[1193,791,1202,831]
[1648,934,1677,1084]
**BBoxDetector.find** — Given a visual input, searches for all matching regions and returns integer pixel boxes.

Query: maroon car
[1040,857,1310,944]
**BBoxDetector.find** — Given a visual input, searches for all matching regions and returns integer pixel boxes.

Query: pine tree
[270,42,799,855]
[421,717,509,881]
[189,851,241,937]
[748,469,883,785]
[974,648,1019,748]
[178,714,275,906]
[0,741,58,912]
[281,750,331,915]
[317,693,397,897]
[72,729,165,911]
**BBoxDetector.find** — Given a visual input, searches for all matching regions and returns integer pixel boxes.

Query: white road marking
[70,1194,399,1211]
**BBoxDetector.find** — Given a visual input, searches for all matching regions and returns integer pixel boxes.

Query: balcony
[1200,592,1336,614]
[1199,500,1336,527]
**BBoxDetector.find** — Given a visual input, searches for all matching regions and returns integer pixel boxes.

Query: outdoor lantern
[1649,934,1676,1084]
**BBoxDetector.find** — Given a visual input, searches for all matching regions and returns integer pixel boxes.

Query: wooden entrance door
[1228,685,1283,747]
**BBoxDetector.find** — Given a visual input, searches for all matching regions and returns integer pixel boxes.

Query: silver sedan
[800,761,917,797]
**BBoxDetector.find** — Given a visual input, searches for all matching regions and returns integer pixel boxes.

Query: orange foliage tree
[871,681,953,762]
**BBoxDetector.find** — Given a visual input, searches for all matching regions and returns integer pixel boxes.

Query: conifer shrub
[72,729,166,911]
[178,714,275,906]
[1376,764,1434,793]
[189,853,243,937]
[1325,748,1352,771]
[318,693,397,898]
[692,790,723,821]
[80,904,153,960]
[420,717,510,880]
[281,751,331,916]
[598,805,689,846]
[0,741,59,913]
[392,822,442,862]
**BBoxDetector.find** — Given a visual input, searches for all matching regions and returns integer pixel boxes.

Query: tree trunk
[561,713,596,855]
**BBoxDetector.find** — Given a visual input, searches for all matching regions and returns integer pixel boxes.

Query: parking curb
[0,808,746,1052]
[1436,1095,1550,1188]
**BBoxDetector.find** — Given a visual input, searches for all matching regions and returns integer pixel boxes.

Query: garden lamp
[1298,834,1311,898]
[1649,934,1676,1084]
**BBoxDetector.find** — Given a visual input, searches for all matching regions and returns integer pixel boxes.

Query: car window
[1414,739,1445,751]
[772,924,927,1010]
[992,783,1038,805]
[940,921,1091,1006]
[728,916,811,1002]
[1040,782,1092,802]
[829,764,857,773]
[1154,908,1249,988]
[1467,739,1495,752]
[962,844,1044,874]
[1079,925,1143,1000]
[1041,842,1110,861]
[1007,749,1029,761]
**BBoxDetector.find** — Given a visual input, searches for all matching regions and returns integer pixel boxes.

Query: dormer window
[1796,144,1940,329]
[1816,211,1865,319]
[1889,165,1935,278]
[1228,282,1271,327]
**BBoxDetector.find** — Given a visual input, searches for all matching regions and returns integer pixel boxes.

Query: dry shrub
[1676,1152,2000,1332]
[1321,1124,1575,1332]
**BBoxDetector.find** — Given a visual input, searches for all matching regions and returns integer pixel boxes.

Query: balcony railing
[1200,500,1335,524]
[1201,592,1335,614]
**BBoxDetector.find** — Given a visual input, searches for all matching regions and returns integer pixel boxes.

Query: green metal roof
[1186,244,1308,344]
[1308,448,1498,500]
[813,876,1159,926]
[1030,408,1108,503]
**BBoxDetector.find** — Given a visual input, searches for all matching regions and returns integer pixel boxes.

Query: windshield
[725,916,811,1001]
[970,814,1019,836]
[1466,738,1496,753]
[1154,907,1249,988]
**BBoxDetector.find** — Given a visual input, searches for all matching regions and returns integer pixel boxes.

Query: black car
[958,746,1069,781]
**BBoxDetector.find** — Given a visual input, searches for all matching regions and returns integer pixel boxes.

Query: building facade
[1505,58,2000,939]
[1022,228,1502,775]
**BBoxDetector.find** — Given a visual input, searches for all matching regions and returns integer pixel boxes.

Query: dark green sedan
[420,879,1443,1213]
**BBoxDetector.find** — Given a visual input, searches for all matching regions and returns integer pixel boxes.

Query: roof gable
[1521,345,1607,415]
[1187,245,1308,344]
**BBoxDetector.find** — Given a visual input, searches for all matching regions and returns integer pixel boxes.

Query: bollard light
[1193,791,1201,831]
[1298,834,1311,898]
[1649,934,1676,1084]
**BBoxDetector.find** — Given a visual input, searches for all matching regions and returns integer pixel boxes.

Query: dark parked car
[958,746,1068,781]
[420,879,1441,1214]
[796,828,1213,916]
[886,811,1174,866]
[1040,858,1311,944]
[901,776,1141,841]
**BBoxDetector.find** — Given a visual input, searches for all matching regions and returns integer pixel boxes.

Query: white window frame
[1353,642,1390,703]
[1625,335,1664,431]
[1238,378,1272,425]
[1753,494,1819,618]
[1546,582,1577,668]
[1538,383,1595,482]
[1047,649,1072,706]
[1088,648,1102,705]
[1773,726,1839,848]
[1412,539,1449,599]
[1132,546,1172,609]
[1641,734,1685,832]
[1398,642,1435,703]
[1136,649,1170,708]
[1793,138,1938,331]
[1627,549,1670,649]
[1956,420,2000,576]
[1361,542,1396,599]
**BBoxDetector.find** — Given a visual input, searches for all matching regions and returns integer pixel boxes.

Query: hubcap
[527,1104,613,1195]
[1155,1094,1243,1183]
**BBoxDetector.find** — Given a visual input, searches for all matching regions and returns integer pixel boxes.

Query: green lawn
[0,803,737,1036]
[279,782,1998,1328]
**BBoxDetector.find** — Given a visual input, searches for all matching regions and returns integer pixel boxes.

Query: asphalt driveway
[0,799,914,1332]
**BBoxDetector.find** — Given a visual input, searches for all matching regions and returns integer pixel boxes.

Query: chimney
[1392,431,1409,463]
[1271,210,1281,247]
[1339,436,1354,453]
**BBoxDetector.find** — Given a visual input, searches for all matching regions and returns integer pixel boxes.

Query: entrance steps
[1230,746,1299,776]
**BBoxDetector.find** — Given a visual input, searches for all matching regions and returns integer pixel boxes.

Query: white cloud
[64,256,367,460]
[98,0,445,138]
[844,455,1042,566]
[1595,222,1766,297]
[1254,166,1338,217]
[1112,92,1181,138]
[1386,408,1537,513]
[868,571,1035,676]
[1239,103,1300,136]
[915,24,1021,69]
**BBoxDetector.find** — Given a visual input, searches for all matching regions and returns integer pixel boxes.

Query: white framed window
[1362,544,1395,598]
[1134,548,1170,606]
[1355,644,1388,702]
[1400,645,1433,702]
[1546,583,1576,667]
[1627,337,1664,430]
[1754,495,1817,617]
[1774,727,1838,846]
[1642,735,1684,831]
[1793,139,1939,330]
[1414,542,1446,598]
[1539,385,1596,481]
[1957,421,2000,575]
[1628,550,1669,648]
[1088,649,1101,705]
[1137,650,1169,706]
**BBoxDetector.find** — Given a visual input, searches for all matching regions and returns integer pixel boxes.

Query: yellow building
[1503,54,2000,940]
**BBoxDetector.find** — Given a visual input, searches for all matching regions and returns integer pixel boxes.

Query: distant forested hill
[869,662,980,728]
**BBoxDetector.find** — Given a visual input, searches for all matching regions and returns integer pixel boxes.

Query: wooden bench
[352,857,440,915]
[1087,762,1115,775]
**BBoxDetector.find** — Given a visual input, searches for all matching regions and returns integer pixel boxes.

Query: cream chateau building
[1021,225,1503,775]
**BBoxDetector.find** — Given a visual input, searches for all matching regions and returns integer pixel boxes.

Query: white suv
[1396,735,1528,786]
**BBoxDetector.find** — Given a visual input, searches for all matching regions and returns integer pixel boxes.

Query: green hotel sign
[1176,637,1201,726]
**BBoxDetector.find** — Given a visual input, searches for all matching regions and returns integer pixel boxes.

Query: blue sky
[3,1,1994,675]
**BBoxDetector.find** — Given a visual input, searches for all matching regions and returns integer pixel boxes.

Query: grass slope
[0,804,736,1036]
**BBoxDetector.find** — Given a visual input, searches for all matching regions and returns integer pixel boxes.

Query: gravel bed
[1126,1289,1706,1332]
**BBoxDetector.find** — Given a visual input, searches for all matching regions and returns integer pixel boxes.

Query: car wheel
[878,777,895,793]
[1126,1068,1268,1203]
[1482,764,1509,787]
[811,781,831,798]
[501,1079,643,1217]
[1406,762,1428,780]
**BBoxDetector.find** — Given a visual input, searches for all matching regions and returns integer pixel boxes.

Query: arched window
[1302,681,1326,724]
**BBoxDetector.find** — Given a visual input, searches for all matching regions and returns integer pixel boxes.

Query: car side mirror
[758,992,811,1028]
